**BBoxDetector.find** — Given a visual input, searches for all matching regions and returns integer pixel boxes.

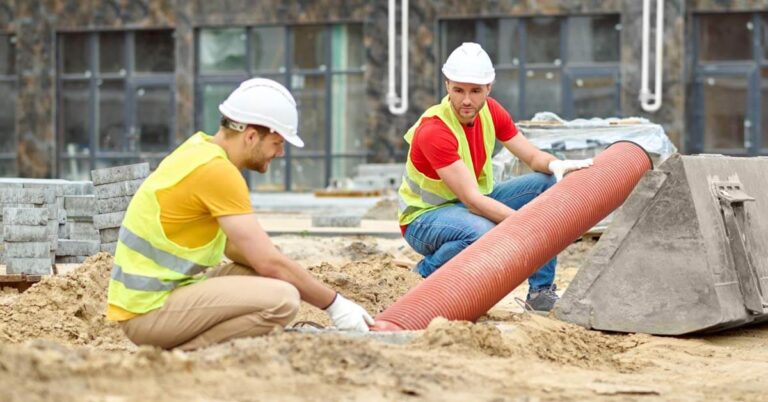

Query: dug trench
[0,236,766,401]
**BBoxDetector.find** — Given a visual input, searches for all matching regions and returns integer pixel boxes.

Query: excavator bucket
[555,154,768,335]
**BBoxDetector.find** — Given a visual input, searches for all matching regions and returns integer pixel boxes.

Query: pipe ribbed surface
[373,141,652,331]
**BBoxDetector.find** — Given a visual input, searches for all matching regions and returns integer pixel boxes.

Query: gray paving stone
[94,179,144,200]
[4,242,50,258]
[2,208,48,226]
[3,225,49,242]
[96,195,133,214]
[311,214,362,228]
[100,242,117,255]
[55,239,100,257]
[0,188,56,205]
[93,211,125,230]
[0,203,58,222]
[6,258,53,275]
[47,220,58,236]
[58,222,69,239]
[99,227,121,243]
[91,163,150,186]
[68,221,100,241]
[55,255,88,264]
[64,195,96,218]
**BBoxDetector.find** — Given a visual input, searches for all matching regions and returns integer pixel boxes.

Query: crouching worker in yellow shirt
[106,78,374,350]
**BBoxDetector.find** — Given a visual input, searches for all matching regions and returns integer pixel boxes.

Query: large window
[57,30,175,180]
[690,13,766,155]
[0,33,16,176]
[196,24,366,191]
[440,15,621,121]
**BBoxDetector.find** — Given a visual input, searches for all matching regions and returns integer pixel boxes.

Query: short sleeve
[194,158,253,217]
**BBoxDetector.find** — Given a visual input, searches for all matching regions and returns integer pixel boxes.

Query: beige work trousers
[120,262,300,351]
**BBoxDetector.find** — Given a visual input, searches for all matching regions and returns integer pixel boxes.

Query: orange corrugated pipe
[372,141,652,331]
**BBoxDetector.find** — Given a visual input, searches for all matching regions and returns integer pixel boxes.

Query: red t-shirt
[401,97,518,234]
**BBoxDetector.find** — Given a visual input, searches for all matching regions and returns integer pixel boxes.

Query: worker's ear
[444,79,450,93]
[486,83,492,95]
[243,125,259,145]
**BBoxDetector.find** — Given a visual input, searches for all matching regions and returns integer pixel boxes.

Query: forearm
[225,239,336,307]
[464,194,516,224]
[529,152,558,174]
[265,258,337,308]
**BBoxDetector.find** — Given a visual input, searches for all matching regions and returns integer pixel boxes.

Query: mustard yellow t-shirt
[107,158,253,321]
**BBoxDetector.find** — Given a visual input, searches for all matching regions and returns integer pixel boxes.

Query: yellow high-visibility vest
[107,132,228,314]
[397,96,496,225]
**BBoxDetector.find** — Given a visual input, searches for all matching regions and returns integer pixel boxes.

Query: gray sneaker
[526,284,559,313]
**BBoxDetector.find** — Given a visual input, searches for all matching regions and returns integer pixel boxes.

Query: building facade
[0,0,765,190]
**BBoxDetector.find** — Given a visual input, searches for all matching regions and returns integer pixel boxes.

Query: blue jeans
[404,172,557,293]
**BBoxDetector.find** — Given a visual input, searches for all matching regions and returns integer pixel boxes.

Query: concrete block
[4,242,50,258]
[99,227,121,243]
[0,203,58,222]
[68,221,100,240]
[0,188,56,205]
[47,220,58,236]
[49,236,58,251]
[55,255,87,264]
[64,195,96,218]
[3,208,48,226]
[311,214,362,228]
[94,179,144,200]
[96,196,133,214]
[59,181,94,196]
[55,239,100,257]
[3,225,49,242]
[58,222,69,239]
[93,211,125,230]
[91,163,150,186]
[100,242,117,255]
[6,258,53,275]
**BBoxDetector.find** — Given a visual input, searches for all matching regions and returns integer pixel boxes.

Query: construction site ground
[1,206,767,401]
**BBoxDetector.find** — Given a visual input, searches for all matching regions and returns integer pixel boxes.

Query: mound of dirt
[411,317,511,357]
[292,255,423,327]
[0,253,132,350]
[506,314,647,371]
[362,198,398,220]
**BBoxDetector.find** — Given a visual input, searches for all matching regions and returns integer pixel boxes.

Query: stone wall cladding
[7,0,768,177]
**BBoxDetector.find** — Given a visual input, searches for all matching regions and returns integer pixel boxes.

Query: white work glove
[548,158,594,182]
[324,293,374,332]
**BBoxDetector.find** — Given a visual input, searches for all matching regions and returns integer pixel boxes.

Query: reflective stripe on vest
[107,132,229,315]
[118,226,207,278]
[111,263,177,292]
[397,96,496,226]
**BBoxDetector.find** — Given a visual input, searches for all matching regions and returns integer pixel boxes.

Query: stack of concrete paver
[91,163,150,255]
[57,194,99,263]
[2,208,52,274]
[0,186,58,274]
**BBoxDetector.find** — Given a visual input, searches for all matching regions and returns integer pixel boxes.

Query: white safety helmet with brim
[442,42,495,85]
[218,78,304,148]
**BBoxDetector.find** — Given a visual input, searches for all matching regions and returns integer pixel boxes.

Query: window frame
[437,14,622,121]
[690,13,763,155]
[194,23,366,191]
[0,33,17,175]
[56,29,176,180]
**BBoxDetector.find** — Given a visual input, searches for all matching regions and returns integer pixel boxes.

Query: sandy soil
[0,235,767,401]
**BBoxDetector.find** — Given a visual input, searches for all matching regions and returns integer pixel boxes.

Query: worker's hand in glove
[324,293,374,332]
[548,158,594,182]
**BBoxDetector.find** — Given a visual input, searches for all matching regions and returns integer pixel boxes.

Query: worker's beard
[247,144,272,174]
[451,99,486,125]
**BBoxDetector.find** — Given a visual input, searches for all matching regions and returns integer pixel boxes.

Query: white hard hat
[219,78,303,148]
[442,42,495,85]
